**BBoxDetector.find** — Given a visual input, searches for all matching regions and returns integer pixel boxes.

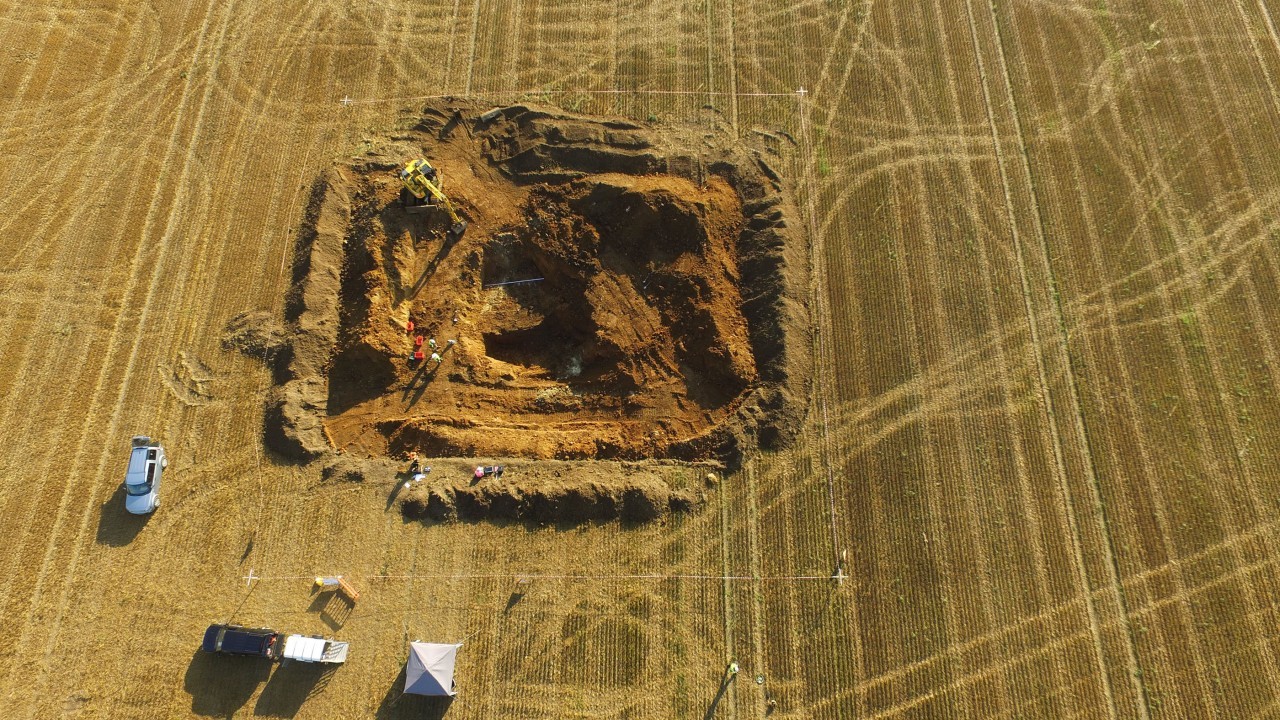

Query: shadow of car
[95,485,151,546]
[183,649,271,718]
[254,661,337,718]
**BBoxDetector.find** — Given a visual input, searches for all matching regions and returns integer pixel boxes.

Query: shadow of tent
[183,650,270,718]
[253,661,337,718]
[95,485,151,546]
[375,666,453,720]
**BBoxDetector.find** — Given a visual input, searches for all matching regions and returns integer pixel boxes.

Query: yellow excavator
[398,158,468,238]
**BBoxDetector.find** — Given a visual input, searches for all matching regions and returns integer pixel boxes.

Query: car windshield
[125,481,151,496]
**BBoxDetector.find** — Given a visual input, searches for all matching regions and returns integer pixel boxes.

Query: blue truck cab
[201,624,282,659]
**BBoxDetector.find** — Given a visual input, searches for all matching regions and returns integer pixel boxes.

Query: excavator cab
[399,158,438,202]
[399,158,467,238]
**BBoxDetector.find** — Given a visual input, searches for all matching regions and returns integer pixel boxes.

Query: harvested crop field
[2,0,1280,718]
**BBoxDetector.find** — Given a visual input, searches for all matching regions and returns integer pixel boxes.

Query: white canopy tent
[404,642,462,696]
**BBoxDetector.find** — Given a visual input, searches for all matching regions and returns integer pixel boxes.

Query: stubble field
[2,0,1279,717]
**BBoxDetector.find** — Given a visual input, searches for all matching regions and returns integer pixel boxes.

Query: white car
[123,435,167,514]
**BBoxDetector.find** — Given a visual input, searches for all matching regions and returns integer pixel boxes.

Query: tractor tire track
[960,0,1142,715]
[0,0,238,703]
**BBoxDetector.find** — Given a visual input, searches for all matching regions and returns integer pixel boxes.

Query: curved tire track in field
[42,0,357,703]
[0,0,208,667]
[783,0,1105,707]
[1003,4,1244,712]
[890,0,1072,706]
[805,185,1280,492]
[961,0,1137,715]
[1120,0,1280,706]
[1031,4,1280,713]
[799,509,1280,716]
[865,4,1012,715]
[984,0,1280,714]
[0,0,239,705]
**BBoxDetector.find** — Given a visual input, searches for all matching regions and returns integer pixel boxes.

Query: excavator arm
[419,177,464,227]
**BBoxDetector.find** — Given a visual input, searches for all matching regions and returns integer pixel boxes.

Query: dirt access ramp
[265,100,810,471]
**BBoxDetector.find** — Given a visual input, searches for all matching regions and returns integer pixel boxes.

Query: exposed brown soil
[269,101,810,469]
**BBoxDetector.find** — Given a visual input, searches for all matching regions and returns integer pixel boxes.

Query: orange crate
[338,577,360,602]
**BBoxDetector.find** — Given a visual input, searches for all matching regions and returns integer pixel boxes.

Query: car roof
[126,447,149,478]
[127,446,162,484]
[203,624,276,654]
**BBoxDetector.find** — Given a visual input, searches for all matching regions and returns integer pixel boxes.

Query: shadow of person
[405,363,440,409]
[703,671,736,720]
[410,236,460,299]
[387,474,411,511]
[95,485,151,546]
[183,650,271,718]
[401,361,429,402]
[438,110,462,140]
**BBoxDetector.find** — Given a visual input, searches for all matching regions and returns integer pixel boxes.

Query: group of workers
[408,326,457,366]
[403,452,504,486]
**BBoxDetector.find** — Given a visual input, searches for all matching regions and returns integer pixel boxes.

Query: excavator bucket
[450,220,467,238]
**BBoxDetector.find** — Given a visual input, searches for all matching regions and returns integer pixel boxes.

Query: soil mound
[269,100,810,471]
[398,471,699,525]
[222,311,288,362]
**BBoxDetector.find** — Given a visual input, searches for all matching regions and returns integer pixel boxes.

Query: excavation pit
[272,101,810,467]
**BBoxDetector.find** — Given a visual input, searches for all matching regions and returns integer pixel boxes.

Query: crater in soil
[272,100,809,468]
